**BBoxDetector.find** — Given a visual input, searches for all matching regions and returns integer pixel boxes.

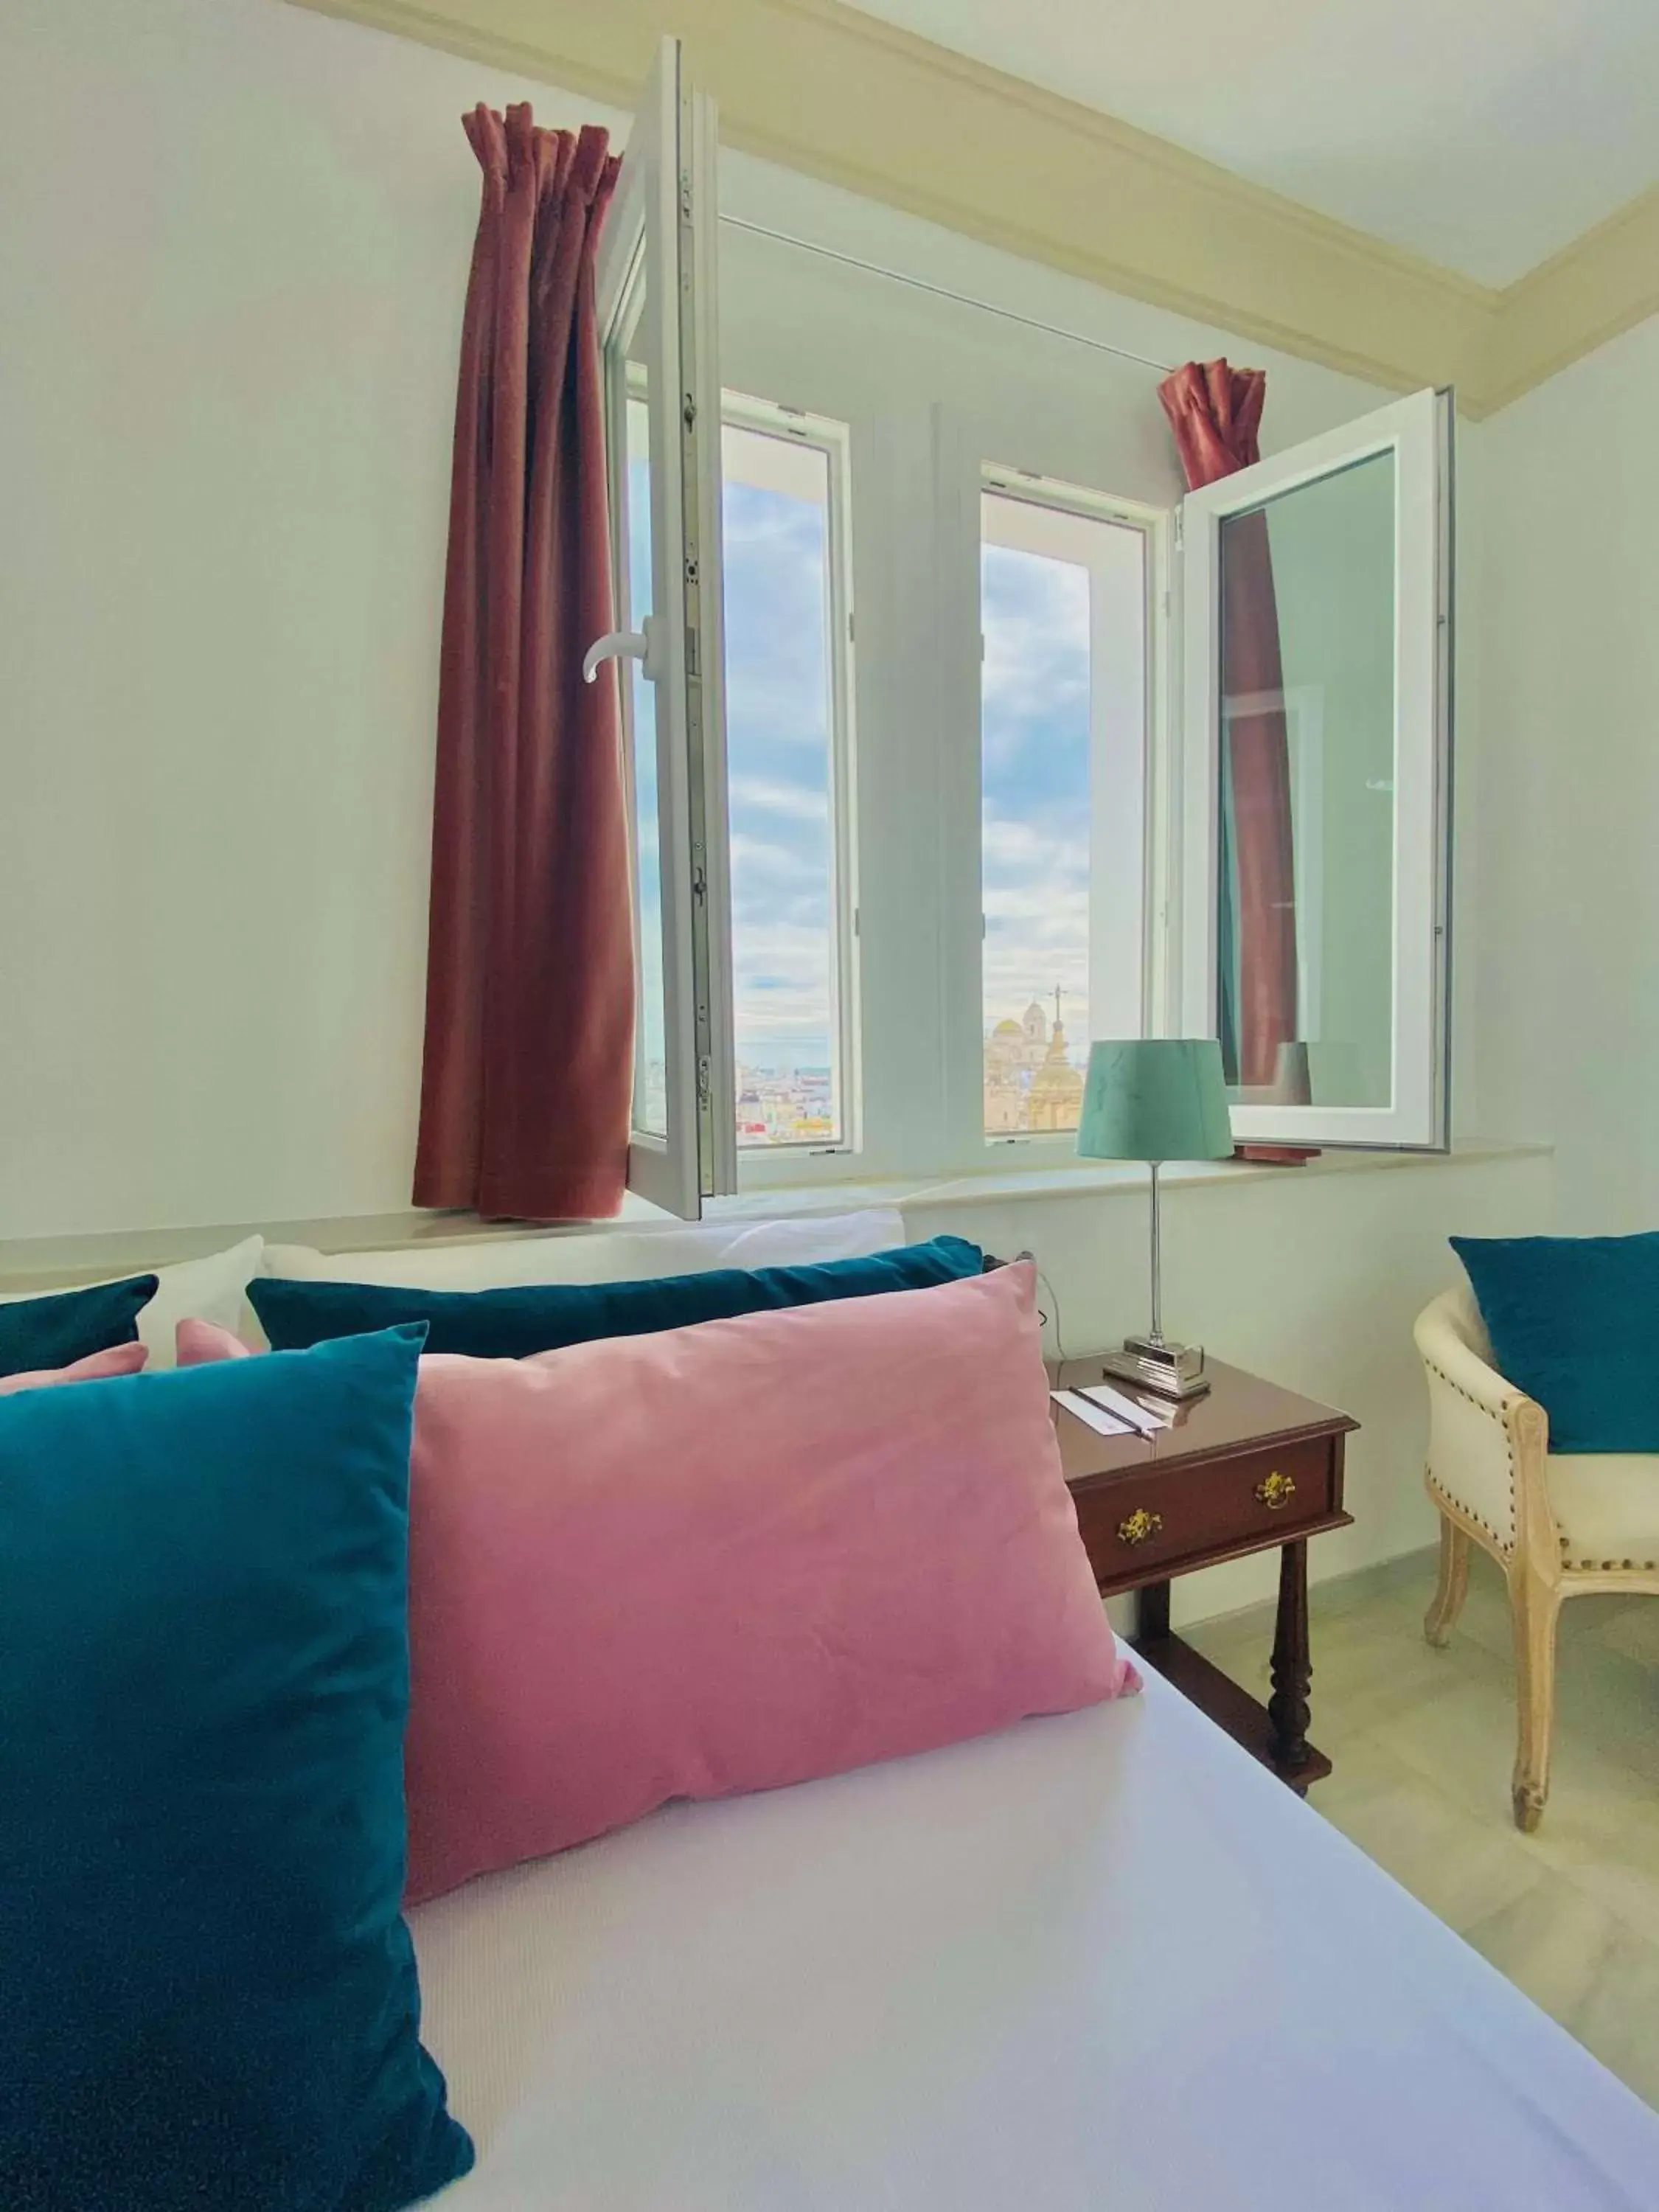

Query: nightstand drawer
[1070,1436,1338,1594]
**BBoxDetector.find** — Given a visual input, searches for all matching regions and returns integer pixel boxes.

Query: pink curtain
[1158,361,1299,1094]
[414,108,634,1221]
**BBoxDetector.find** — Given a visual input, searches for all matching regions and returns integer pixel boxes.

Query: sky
[980,534,1091,1056]
[720,448,838,1077]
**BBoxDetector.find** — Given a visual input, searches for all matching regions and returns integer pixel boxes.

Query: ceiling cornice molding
[1484,182,1659,416]
[759,0,1493,284]
[285,0,1659,419]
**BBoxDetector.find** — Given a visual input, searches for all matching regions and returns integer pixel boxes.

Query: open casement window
[1178,387,1453,1150]
[593,37,735,1217]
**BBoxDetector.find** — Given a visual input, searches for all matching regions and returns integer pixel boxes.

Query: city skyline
[642,985,1088,1150]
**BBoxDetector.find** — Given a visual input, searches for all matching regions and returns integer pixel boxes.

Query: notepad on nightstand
[1076,1380,1171,1436]
[1051,1389,1134,1438]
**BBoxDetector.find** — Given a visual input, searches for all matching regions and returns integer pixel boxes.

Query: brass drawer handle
[1255,1471,1296,1511]
[1117,1507,1164,1547]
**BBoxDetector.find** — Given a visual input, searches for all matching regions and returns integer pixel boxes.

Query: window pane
[624,389,668,1137]
[982,491,1143,1136]
[1217,451,1395,1111]
[722,422,843,1149]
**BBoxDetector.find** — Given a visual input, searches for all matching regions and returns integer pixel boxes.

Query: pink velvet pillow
[0,1342,149,1394]
[181,1268,1137,1905]
[176,1318,251,1366]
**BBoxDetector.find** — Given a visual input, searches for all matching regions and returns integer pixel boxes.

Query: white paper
[1076,1380,1164,1436]
[1051,1388,1133,1437]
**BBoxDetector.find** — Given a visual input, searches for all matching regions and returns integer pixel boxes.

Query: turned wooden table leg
[1268,1539,1312,1781]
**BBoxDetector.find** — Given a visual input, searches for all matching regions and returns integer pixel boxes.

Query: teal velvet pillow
[0,1272,156,1377]
[0,1326,473,2212]
[248,1234,986,1358]
[1450,1232,1659,1453]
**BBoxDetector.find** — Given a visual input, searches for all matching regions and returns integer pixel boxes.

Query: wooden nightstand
[1051,1356,1357,1792]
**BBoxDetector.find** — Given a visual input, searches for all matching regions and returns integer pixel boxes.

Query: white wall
[0,0,605,1239]
[0,0,1552,1624]
[1475,314,1659,1230]
[1,0,1427,1241]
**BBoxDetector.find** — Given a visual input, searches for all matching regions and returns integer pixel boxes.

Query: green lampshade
[1077,1039,1233,1164]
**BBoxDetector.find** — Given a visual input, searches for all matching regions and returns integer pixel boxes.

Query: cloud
[978,543,1093,1049]
[629,454,1116,1071]
[981,813,1086,882]
[722,480,831,754]
[621,454,848,1071]
[730,917,835,1040]
[728,776,829,824]
[981,790,1089,1036]
[981,544,1090,787]
[720,476,841,1053]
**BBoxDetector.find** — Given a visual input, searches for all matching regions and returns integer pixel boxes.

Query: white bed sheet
[413,1668,1659,2210]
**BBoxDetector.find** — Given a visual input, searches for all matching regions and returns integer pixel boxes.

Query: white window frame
[977,464,1168,1163]
[595,36,735,1217]
[720,392,863,1189]
[1175,386,1453,1150]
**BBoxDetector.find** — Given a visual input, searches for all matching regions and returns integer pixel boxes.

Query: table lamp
[1077,1039,1233,1399]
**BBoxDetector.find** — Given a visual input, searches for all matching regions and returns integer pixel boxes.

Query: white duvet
[413,1669,1659,2211]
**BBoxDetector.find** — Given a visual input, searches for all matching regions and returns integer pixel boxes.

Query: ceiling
[843,0,1659,285]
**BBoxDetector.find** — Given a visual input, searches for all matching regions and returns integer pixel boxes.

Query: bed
[414,1666,1659,2210]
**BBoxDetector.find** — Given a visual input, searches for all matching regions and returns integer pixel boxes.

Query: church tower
[1026,987,1084,1130]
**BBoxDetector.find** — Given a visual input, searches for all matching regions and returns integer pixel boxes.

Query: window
[720,399,855,1152]
[624,394,854,1155]
[597,50,1451,1217]
[980,475,1152,1141]
[1179,389,1452,1148]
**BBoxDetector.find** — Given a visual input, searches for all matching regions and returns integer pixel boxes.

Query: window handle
[582,616,662,685]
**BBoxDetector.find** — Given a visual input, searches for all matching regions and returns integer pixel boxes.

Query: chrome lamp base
[1099,1333,1211,1402]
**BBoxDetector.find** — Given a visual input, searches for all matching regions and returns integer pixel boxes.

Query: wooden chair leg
[1424,1512,1470,1648]
[1509,1568,1560,1833]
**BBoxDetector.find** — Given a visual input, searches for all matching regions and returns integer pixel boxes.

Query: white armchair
[1415,1285,1659,1830]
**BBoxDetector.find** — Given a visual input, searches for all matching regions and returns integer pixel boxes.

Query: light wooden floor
[1184,1547,1659,2112]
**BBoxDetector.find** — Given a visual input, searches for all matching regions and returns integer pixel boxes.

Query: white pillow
[260,1210,908,1293]
[0,1237,265,1371]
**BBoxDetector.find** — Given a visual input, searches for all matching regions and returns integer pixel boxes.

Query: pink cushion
[176,1317,251,1366]
[181,1268,1137,1904]
[0,1343,149,1394]
[421,1262,1133,1899]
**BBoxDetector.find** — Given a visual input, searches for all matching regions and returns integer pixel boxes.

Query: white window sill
[0,1141,1552,1290]
[697,1141,1552,1222]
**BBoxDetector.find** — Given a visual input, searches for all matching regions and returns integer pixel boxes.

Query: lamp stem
[1149,1160,1163,1346]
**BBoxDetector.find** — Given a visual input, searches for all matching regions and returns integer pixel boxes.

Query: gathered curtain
[1158,360,1299,1096]
[414,106,634,1221]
